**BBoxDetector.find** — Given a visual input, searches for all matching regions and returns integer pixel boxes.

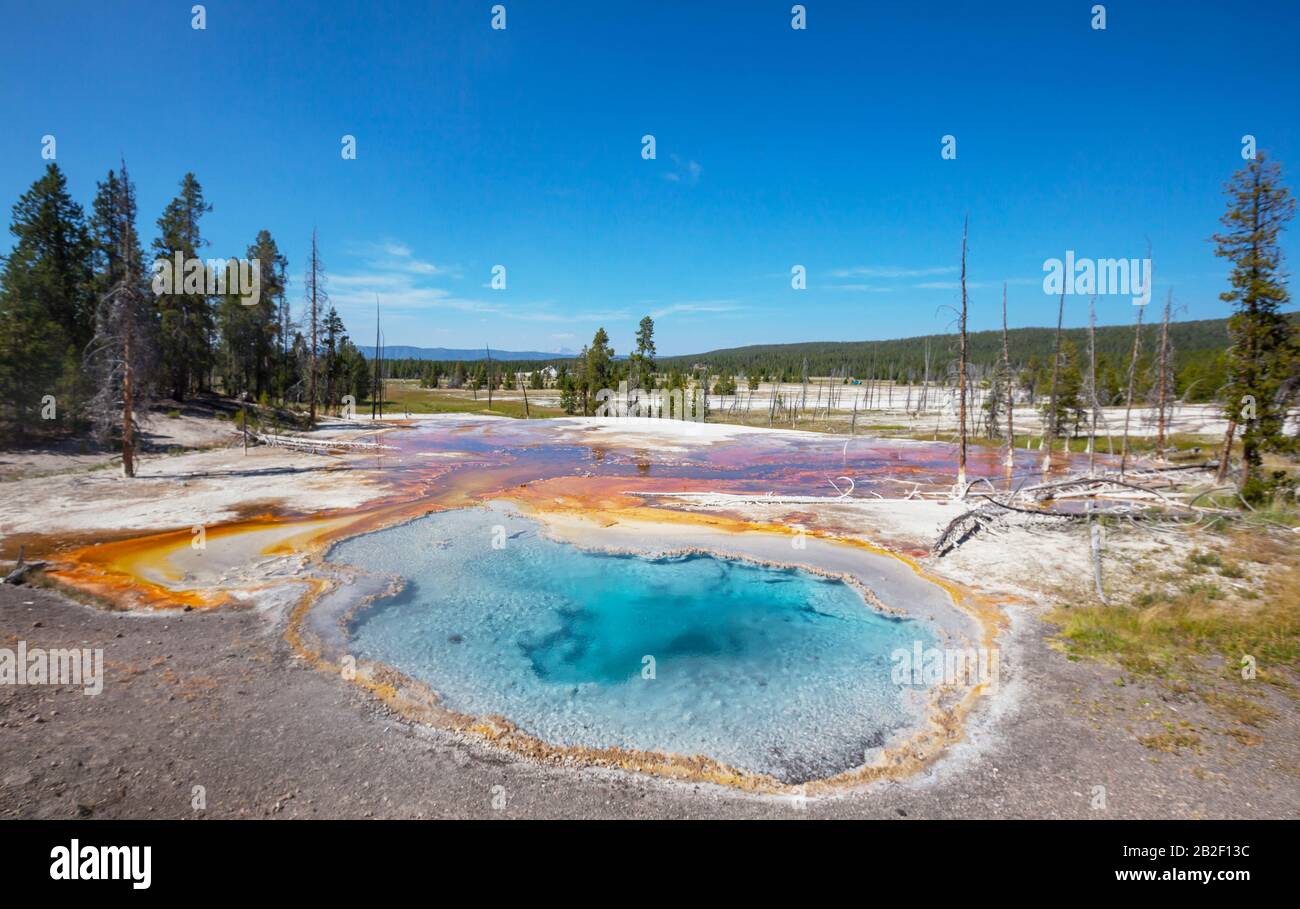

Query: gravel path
[2,582,1295,819]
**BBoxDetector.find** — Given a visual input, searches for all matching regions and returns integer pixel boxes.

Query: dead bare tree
[1001,282,1013,472]
[1120,303,1146,476]
[1154,289,1173,459]
[1088,501,1107,604]
[799,358,808,419]
[86,160,155,477]
[1041,289,1066,475]
[957,217,969,493]
[371,296,381,419]
[1216,417,1237,484]
[304,229,326,426]
[1086,296,1100,475]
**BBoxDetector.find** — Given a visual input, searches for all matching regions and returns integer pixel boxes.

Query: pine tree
[216,277,258,397]
[322,306,346,413]
[559,370,577,414]
[1211,153,1296,500]
[0,163,94,438]
[153,173,212,400]
[90,169,126,302]
[272,241,295,402]
[583,328,615,414]
[588,328,614,388]
[634,315,656,390]
[246,230,287,399]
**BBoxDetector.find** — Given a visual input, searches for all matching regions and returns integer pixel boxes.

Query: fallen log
[3,547,49,585]
[248,431,394,454]
[930,502,1005,557]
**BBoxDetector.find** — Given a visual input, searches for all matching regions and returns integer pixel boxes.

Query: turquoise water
[334,507,937,782]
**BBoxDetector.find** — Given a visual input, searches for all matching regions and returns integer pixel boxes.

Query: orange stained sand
[35,434,1019,792]
[51,511,387,610]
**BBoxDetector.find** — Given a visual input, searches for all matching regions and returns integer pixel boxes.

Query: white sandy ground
[0,408,392,481]
[354,412,835,451]
[610,491,1211,609]
[546,415,829,451]
[0,412,235,481]
[1,411,1207,606]
[401,377,1297,438]
[6,408,1278,809]
[0,423,392,538]
[0,409,1226,678]
[699,382,1299,437]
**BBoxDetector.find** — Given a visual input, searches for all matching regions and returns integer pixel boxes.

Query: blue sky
[2,0,1298,356]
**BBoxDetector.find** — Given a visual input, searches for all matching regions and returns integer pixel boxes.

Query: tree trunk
[1216,418,1237,484]
[308,233,319,427]
[1042,290,1065,475]
[1154,289,1172,459]
[1120,305,1145,476]
[957,217,968,492]
[122,319,135,478]
[1087,297,1099,475]
[1001,284,1013,473]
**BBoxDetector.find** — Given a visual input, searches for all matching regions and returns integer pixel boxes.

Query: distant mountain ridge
[360,345,573,361]
[656,314,1289,377]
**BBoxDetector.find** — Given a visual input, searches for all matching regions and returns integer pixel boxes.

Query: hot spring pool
[331,507,940,783]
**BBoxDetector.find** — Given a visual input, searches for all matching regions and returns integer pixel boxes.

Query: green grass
[1049,532,1300,686]
[1049,529,1298,748]
[365,381,565,419]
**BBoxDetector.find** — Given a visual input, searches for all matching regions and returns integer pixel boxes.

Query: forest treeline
[3,156,1295,501]
[378,312,1289,409]
[0,163,371,444]
[656,315,1282,403]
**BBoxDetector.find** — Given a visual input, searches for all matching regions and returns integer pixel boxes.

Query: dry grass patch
[1049,525,1298,749]
[1050,530,1299,685]
[1137,722,1205,754]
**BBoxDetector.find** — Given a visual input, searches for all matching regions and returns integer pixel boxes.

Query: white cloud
[914,277,1038,291]
[828,284,894,293]
[334,245,634,329]
[830,265,958,279]
[352,239,458,278]
[649,300,742,318]
[665,154,703,185]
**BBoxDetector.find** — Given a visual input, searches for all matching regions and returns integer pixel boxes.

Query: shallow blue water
[334,507,937,782]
